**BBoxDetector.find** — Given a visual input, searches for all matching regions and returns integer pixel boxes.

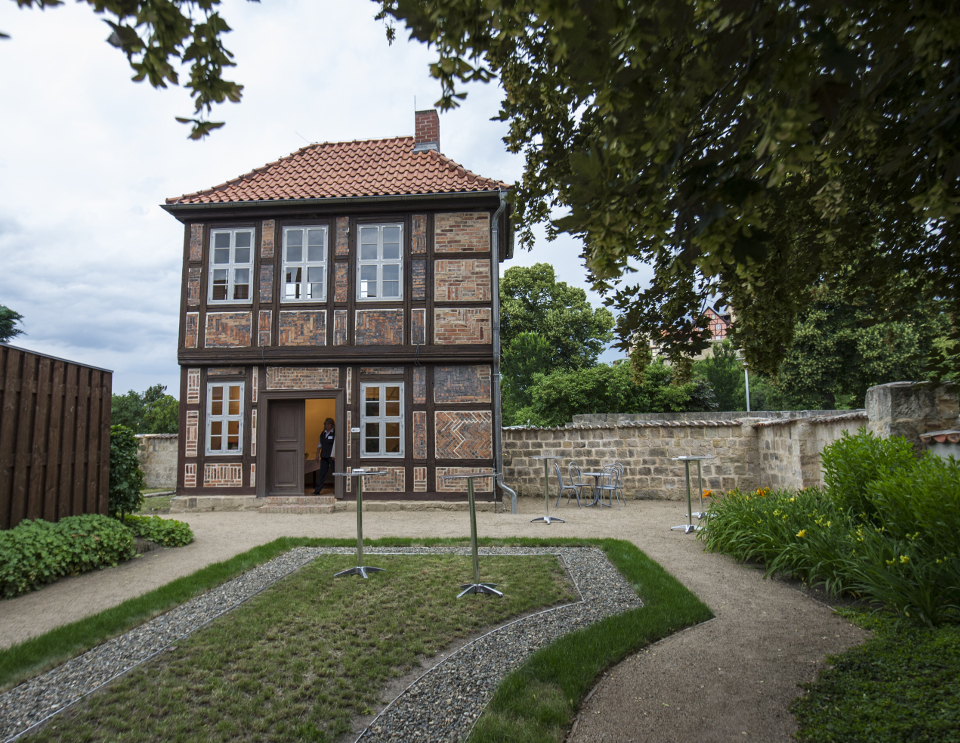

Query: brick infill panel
[187,267,201,306]
[260,220,275,259]
[204,312,252,348]
[203,463,242,487]
[189,224,203,262]
[434,308,490,344]
[435,411,493,459]
[279,310,327,346]
[436,467,494,493]
[434,365,491,403]
[355,309,403,345]
[434,259,491,302]
[434,212,490,253]
[266,367,339,390]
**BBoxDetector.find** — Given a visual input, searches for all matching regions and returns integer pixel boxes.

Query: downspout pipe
[491,190,518,514]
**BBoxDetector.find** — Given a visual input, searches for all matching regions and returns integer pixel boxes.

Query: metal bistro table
[333,469,386,578]
[440,473,503,598]
[530,455,564,524]
[581,471,609,509]
[670,455,715,534]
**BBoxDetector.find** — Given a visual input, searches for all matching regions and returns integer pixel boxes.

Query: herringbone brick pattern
[435,411,493,459]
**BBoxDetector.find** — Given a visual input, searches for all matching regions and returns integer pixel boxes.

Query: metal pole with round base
[529,455,564,524]
[670,455,715,533]
[333,469,386,578]
[441,473,503,598]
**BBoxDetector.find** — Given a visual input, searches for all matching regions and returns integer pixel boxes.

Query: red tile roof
[166,137,510,205]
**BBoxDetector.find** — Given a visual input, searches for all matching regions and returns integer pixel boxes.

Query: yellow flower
[703,490,713,498]
[796,530,807,538]
[900,555,910,564]
[886,559,895,566]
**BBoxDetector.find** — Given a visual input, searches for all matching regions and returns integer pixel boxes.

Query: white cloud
[0,0,643,394]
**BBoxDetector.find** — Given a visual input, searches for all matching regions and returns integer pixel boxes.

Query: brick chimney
[414,109,440,152]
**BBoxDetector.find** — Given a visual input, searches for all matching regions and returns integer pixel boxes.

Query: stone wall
[502,412,868,500]
[136,434,178,489]
[866,382,959,453]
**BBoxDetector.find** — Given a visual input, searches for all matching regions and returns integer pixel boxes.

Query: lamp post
[743,361,751,413]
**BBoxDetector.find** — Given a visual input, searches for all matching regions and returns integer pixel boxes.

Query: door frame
[257,390,345,499]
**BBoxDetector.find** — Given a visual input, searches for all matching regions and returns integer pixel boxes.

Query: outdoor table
[529,455,564,524]
[439,473,503,598]
[581,471,609,508]
[332,469,386,578]
[670,455,715,534]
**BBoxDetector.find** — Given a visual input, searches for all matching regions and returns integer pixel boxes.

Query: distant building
[644,303,735,361]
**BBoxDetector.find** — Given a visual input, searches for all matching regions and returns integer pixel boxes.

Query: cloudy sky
[0,0,642,397]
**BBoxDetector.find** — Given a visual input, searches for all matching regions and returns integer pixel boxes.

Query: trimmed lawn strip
[468,538,714,743]
[21,553,574,743]
[0,537,340,691]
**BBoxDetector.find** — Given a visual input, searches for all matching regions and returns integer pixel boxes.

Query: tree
[498,263,615,423]
[7,0,245,139]
[766,282,950,409]
[0,304,24,342]
[516,358,716,427]
[377,0,960,378]
[111,384,179,434]
[693,341,744,412]
[109,424,145,520]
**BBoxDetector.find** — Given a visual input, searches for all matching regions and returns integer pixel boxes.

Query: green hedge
[124,515,194,547]
[0,515,135,598]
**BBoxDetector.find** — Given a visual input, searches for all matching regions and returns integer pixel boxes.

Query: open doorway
[305,399,336,495]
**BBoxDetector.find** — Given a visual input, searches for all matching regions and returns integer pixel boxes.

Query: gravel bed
[0,547,641,743]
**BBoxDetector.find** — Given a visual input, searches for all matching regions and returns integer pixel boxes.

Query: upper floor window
[210,228,254,303]
[361,382,403,457]
[206,382,244,455]
[357,223,403,301]
[282,226,328,302]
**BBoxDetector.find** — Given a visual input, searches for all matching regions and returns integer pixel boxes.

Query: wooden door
[268,400,304,496]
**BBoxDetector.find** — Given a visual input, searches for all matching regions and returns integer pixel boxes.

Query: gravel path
[0,499,868,742]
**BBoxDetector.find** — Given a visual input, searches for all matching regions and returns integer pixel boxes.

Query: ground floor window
[206,382,244,454]
[360,383,403,456]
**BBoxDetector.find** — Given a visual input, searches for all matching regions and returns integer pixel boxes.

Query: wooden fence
[0,343,112,529]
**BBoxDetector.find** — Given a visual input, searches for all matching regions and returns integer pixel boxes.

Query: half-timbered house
[163,111,512,502]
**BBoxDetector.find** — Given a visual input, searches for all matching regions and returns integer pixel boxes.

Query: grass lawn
[19,552,573,743]
[3,538,712,743]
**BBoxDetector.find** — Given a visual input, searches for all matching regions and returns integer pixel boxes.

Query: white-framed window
[206,382,244,455]
[357,223,403,300]
[209,228,254,303]
[360,382,403,457]
[282,225,328,302]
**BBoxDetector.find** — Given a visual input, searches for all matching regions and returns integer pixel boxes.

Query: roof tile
[166,136,510,205]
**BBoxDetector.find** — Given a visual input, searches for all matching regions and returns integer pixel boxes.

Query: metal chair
[553,461,583,507]
[568,462,592,506]
[597,464,623,509]
[612,462,626,506]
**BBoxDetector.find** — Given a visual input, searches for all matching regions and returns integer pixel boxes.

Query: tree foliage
[112,383,179,434]
[693,340,745,412]
[0,304,24,342]
[499,263,615,421]
[767,281,951,409]
[513,359,717,427]
[378,0,960,377]
[7,0,247,139]
[109,424,145,520]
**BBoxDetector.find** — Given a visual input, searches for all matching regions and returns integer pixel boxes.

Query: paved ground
[1,498,867,742]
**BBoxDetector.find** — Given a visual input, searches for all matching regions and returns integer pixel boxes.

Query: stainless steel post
[439,473,502,597]
[530,456,564,524]
[334,469,386,578]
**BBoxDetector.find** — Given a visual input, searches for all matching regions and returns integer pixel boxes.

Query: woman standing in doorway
[312,418,335,495]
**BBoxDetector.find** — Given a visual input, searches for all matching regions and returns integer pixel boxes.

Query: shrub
[702,430,960,625]
[124,515,194,547]
[820,427,916,522]
[0,515,135,598]
[792,615,960,742]
[110,425,144,520]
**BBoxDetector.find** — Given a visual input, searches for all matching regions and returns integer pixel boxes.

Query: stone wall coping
[135,433,179,439]
[752,410,867,428]
[503,419,744,432]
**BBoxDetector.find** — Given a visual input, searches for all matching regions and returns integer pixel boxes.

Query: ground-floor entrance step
[258,495,336,514]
